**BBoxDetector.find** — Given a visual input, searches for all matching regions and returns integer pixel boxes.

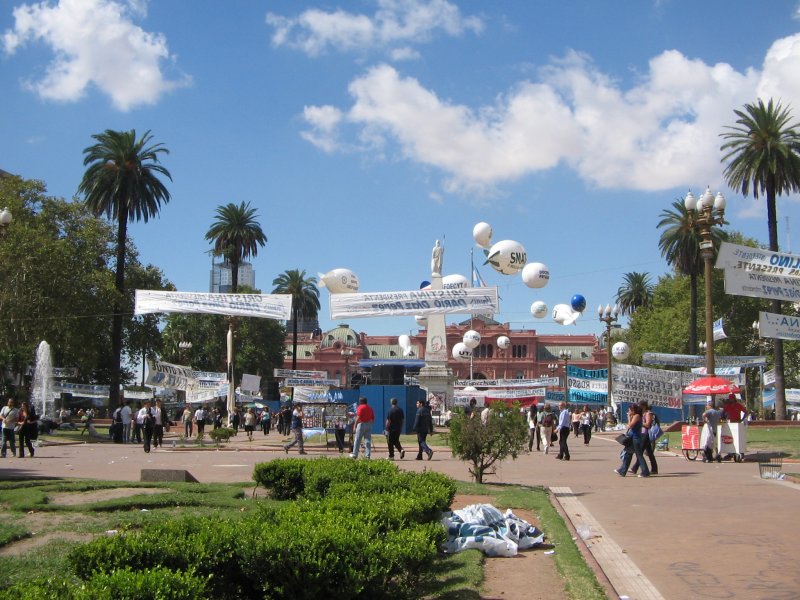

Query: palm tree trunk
[109,212,127,409]
[231,256,239,294]
[291,306,298,370]
[767,182,786,420]
[689,271,698,354]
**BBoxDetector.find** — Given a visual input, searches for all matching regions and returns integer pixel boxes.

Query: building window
[512,344,527,358]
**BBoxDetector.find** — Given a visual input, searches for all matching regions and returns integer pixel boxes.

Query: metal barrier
[757,453,783,479]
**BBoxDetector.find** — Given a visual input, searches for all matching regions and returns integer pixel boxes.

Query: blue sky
[2,0,800,342]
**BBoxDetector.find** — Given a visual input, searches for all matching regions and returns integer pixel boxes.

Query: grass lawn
[0,476,603,600]
[664,425,800,459]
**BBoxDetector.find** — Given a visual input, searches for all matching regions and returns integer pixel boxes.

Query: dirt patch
[48,487,167,506]
[451,495,564,600]
[0,531,92,557]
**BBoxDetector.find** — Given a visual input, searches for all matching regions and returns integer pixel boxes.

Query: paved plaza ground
[2,429,798,600]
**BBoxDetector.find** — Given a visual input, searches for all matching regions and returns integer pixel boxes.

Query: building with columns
[282,316,608,393]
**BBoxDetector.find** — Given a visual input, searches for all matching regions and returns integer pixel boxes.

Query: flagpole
[469,247,474,379]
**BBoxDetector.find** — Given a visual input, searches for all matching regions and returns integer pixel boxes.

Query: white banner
[612,364,683,410]
[285,378,339,387]
[489,388,546,398]
[724,268,800,302]
[240,374,261,393]
[146,360,197,391]
[274,369,327,379]
[716,241,800,274]
[764,368,775,388]
[135,290,292,320]
[330,287,499,319]
[759,310,800,341]
[455,378,558,388]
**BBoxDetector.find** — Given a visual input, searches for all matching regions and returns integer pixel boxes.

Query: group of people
[701,394,747,463]
[280,396,436,461]
[615,401,659,477]
[0,398,39,458]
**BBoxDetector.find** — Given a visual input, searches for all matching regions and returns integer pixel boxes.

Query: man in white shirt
[137,400,155,453]
[194,406,207,438]
[120,400,132,443]
[1,398,20,458]
[556,401,571,461]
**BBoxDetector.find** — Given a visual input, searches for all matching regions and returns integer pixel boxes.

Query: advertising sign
[724,267,800,302]
[716,241,800,274]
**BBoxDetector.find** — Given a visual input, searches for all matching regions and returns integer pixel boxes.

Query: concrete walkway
[2,429,799,600]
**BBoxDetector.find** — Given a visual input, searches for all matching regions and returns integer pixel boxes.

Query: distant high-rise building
[210,260,255,293]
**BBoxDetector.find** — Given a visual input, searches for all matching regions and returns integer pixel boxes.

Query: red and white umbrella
[682,376,740,396]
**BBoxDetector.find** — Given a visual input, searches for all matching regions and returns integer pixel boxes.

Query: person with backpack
[110,402,124,444]
[538,403,555,455]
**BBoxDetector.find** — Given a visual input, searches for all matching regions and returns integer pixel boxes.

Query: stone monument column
[417,240,454,410]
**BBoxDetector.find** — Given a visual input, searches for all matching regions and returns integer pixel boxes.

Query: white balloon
[317,268,360,293]
[472,222,493,249]
[485,240,527,275]
[398,334,411,349]
[414,315,428,327]
[452,342,473,362]
[612,341,630,361]
[496,335,511,349]
[530,301,548,319]
[463,330,481,349]
[552,303,581,326]
[462,386,478,392]
[521,262,549,289]
[442,273,470,289]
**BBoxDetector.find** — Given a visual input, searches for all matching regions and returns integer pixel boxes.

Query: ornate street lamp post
[0,207,12,236]
[598,304,619,407]
[341,348,353,389]
[684,187,726,376]
[559,350,572,404]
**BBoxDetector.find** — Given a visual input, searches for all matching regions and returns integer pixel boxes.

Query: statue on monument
[431,240,444,277]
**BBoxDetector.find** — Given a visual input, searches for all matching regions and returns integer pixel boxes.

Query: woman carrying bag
[17,401,38,458]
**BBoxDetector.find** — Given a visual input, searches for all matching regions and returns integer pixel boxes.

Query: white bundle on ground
[440,503,545,557]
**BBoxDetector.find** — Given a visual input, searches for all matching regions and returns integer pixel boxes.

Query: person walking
[350,397,375,459]
[580,405,593,445]
[632,401,659,476]
[137,400,155,453]
[182,405,193,438]
[194,405,207,439]
[260,409,271,435]
[701,401,723,463]
[538,403,554,455]
[527,404,539,452]
[0,398,19,458]
[571,408,581,437]
[152,399,167,448]
[244,407,256,441]
[120,399,132,443]
[283,404,307,455]
[615,404,650,477]
[385,397,405,460]
[413,399,434,460]
[17,401,38,458]
[556,402,571,461]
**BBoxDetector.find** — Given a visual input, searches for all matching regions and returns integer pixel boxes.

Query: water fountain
[30,340,54,418]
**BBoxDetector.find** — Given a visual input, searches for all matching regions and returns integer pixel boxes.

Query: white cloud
[2,0,190,111]
[266,0,483,57]
[390,46,420,61]
[301,35,800,195]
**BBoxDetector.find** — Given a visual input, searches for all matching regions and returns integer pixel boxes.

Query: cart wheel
[683,449,699,461]
[734,453,743,463]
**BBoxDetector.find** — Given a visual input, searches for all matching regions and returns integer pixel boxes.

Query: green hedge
[18,458,456,600]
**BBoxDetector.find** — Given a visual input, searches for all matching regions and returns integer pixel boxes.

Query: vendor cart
[717,421,746,462]
[681,425,702,461]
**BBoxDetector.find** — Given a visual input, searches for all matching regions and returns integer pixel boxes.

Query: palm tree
[616,272,654,316]
[657,200,727,354]
[272,269,320,370]
[721,98,800,420]
[205,202,267,294]
[78,129,171,408]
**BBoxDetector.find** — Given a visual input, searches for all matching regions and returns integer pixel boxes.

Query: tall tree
[721,98,800,419]
[205,202,267,293]
[78,130,172,407]
[271,269,320,370]
[616,272,654,316]
[657,199,727,354]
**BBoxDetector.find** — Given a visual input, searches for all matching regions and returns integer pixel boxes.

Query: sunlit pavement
[3,430,799,599]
